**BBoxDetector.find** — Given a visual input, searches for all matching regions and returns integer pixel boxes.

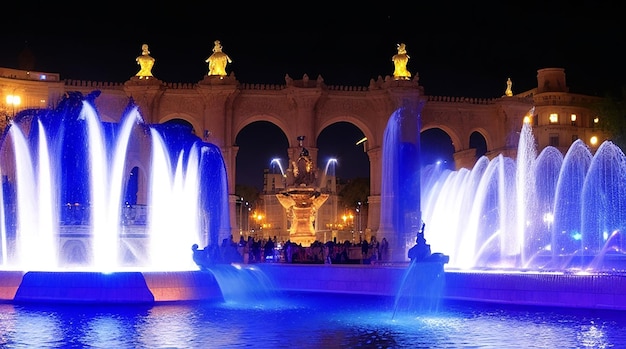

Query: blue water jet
[0,91,230,271]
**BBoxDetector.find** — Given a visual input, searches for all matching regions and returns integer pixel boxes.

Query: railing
[60,204,148,226]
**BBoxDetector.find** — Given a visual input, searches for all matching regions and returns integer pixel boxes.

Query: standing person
[264,237,275,262]
[380,237,389,262]
[370,236,379,263]
[361,238,369,264]
[284,240,293,263]
[323,242,332,264]
[240,237,249,264]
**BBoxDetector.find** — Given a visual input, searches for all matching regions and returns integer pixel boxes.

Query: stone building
[0,62,608,242]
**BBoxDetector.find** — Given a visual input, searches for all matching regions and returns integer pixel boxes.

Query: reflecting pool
[1,292,625,348]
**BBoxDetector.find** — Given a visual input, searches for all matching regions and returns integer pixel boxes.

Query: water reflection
[1,294,626,348]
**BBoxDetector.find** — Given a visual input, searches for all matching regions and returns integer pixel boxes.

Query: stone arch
[316,120,371,178]
[234,117,290,190]
[124,122,151,207]
[419,127,455,169]
[158,113,203,137]
[235,114,291,146]
[469,128,489,159]
[316,116,376,195]
[317,115,376,151]
[421,124,462,153]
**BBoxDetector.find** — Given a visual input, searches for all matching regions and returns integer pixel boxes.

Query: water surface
[1,292,625,348]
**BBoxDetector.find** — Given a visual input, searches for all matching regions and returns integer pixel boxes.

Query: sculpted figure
[290,136,316,186]
[505,78,513,96]
[392,43,411,80]
[293,147,315,186]
[135,44,155,79]
[206,40,232,76]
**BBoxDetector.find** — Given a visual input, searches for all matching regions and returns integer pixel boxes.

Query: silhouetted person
[380,237,389,262]
[361,238,369,263]
[264,237,275,262]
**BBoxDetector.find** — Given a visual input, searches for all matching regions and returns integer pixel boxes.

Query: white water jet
[421,120,626,272]
[0,93,230,272]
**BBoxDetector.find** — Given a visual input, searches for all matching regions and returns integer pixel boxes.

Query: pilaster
[123,77,166,123]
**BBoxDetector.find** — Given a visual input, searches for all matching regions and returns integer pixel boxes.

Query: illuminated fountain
[275,136,329,247]
[374,105,626,310]
[421,118,626,272]
[0,92,231,303]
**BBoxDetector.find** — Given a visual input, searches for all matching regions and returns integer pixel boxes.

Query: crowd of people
[192,235,391,268]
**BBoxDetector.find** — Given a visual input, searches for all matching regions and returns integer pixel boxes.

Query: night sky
[2,2,624,189]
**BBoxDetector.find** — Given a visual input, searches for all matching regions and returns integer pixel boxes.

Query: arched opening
[162,118,197,135]
[234,121,289,242]
[420,128,455,171]
[470,131,488,160]
[235,121,289,191]
[317,122,369,244]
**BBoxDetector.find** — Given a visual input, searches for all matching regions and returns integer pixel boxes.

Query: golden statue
[135,44,155,79]
[206,40,232,76]
[392,43,411,80]
[505,78,513,96]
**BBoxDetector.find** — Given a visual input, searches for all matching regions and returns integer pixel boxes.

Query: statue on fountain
[408,222,450,264]
[408,223,431,262]
[292,144,316,186]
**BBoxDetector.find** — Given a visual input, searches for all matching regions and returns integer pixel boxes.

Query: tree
[235,184,259,206]
[338,177,370,209]
[591,86,626,151]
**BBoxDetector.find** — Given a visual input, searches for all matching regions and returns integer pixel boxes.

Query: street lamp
[253,211,264,237]
[5,94,21,121]
[343,211,355,242]
[238,197,244,235]
[356,201,362,237]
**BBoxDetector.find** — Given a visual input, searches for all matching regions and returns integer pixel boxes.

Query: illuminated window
[570,114,576,126]
[549,113,558,124]
[549,133,559,147]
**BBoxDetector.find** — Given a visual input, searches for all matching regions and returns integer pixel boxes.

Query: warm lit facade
[516,68,604,153]
[0,65,610,240]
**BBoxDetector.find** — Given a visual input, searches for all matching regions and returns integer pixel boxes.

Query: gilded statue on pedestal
[392,43,411,80]
[206,40,232,76]
[135,44,155,79]
[505,78,513,96]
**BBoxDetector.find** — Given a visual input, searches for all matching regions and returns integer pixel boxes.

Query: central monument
[276,136,329,247]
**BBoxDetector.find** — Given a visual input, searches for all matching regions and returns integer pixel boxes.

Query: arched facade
[0,67,606,238]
